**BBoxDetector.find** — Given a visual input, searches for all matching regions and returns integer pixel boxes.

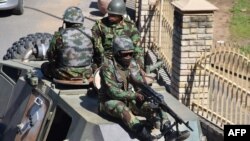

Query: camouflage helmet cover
[107,0,126,16]
[113,36,134,55]
[63,6,84,24]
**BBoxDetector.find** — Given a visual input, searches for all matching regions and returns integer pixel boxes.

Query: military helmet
[113,36,134,55]
[107,0,126,16]
[63,6,84,24]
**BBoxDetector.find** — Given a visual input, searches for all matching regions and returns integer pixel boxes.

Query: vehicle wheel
[3,32,53,60]
[12,0,24,15]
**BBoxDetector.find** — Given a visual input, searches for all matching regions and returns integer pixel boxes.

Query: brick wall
[136,0,217,106]
[171,11,215,105]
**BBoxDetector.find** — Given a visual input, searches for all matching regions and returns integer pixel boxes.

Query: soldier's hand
[136,93,144,102]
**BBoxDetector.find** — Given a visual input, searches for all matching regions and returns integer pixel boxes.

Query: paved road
[0,0,100,60]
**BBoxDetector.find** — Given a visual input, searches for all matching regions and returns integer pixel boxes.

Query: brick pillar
[171,0,217,106]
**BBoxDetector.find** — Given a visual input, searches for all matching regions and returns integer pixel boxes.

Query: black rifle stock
[134,81,193,132]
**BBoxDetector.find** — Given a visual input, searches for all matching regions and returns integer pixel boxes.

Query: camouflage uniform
[42,7,93,80]
[91,16,144,68]
[97,35,183,141]
[99,58,169,131]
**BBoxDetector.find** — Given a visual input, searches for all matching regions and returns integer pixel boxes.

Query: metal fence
[136,0,250,130]
[151,0,174,74]
[192,43,250,129]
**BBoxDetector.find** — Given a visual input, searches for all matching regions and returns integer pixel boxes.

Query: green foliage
[240,45,250,55]
[230,0,250,39]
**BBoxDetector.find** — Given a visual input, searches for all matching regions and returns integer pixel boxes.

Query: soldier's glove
[135,93,144,102]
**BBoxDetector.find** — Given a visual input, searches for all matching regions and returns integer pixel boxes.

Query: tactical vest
[111,59,141,90]
[59,27,93,67]
[97,17,136,58]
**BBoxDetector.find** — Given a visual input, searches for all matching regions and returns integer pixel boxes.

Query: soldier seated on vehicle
[98,36,190,141]
[41,6,94,82]
[91,0,144,70]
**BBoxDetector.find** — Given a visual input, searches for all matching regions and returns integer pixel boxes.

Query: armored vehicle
[0,33,206,141]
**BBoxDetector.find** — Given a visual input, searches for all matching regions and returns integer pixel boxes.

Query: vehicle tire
[12,0,24,15]
[3,32,53,60]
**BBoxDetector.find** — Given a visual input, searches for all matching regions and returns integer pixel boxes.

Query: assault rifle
[132,79,193,134]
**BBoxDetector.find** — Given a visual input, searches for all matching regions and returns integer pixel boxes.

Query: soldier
[91,0,144,69]
[41,6,93,81]
[98,36,190,141]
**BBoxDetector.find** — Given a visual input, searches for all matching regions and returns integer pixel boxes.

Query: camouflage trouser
[99,99,169,131]
[41,62,93,80]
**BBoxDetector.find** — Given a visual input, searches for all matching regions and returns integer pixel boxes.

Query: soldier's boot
[132,124,156,141]
[161,121,190,141]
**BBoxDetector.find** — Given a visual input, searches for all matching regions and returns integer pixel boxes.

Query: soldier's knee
[116,104,129,113]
